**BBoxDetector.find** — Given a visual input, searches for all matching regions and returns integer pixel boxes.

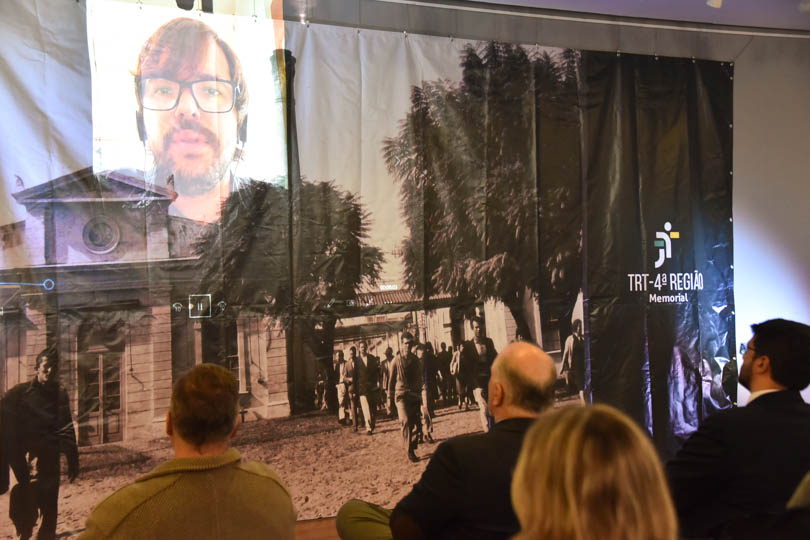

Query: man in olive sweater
[79,364,296,540]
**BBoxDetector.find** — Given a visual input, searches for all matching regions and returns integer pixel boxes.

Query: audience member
[718,469,810,539]
[336,341,556,540]
[79,364,295,539]
[511,404,677,540]
[667,318,810,538]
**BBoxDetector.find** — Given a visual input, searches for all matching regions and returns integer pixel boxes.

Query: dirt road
[0,403,484,538]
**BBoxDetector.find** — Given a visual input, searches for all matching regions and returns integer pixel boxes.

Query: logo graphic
[654,222,680,269]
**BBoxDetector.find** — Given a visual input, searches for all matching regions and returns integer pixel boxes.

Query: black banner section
[578,53,735,457]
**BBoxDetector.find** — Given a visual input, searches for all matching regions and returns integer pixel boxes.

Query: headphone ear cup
[136,110,146,143]
[238,114,248,145]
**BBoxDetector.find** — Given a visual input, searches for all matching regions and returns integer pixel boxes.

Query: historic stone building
[0,168,289,446]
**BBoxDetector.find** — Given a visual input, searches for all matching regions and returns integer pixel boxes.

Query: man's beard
[739,363,751,390]
[151,120,232,197]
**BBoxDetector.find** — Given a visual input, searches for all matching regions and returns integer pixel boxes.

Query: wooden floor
[296,517,340,540]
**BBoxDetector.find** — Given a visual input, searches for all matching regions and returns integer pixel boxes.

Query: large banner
[0,1,734,534]
[286,24,737,454]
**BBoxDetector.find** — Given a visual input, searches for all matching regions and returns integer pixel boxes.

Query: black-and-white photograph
[0,0,757,537]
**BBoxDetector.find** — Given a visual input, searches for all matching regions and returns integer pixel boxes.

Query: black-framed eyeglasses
[740,342,757,355]
[139,78,238,113]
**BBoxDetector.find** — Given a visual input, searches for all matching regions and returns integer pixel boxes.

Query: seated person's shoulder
[433,430,504,467]
[236,460,291,491]
[684,405,751,439]
[707,403,746,420]
[80,474,179,538]
[714,393,810,423]
[439,431,485,452]
[234,460,296,521]
[686,396,810,447]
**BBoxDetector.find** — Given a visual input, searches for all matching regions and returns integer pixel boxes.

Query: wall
[284,0,810,403]
[1,0,808,405]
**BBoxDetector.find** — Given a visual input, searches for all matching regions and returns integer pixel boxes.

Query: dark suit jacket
[355,354,380,396]
[391,417,533,540]
[666,390,810,538]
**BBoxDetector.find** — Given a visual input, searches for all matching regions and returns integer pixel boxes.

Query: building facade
[0,168,290,446]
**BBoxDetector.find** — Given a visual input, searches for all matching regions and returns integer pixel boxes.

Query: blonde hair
[511,405,677,540]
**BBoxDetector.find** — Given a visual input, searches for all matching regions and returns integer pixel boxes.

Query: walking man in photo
[355,340,380,435]
[461,316,498,432]
[1,348,79,540]
[388,333,423,462]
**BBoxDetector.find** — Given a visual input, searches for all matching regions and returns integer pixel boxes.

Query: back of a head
[492,342,556,414]
[751,318,810,390]
[511,405,678,540]
[170,364,239,449]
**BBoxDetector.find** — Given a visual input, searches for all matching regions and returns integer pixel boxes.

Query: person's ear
[490,382,505,407]
[165,411,173,437]
[755,355,772,375]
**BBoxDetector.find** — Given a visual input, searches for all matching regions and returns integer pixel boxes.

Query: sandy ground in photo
[0,402,488,538]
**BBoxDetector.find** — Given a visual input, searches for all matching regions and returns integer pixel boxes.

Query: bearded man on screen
[133,17,249,223]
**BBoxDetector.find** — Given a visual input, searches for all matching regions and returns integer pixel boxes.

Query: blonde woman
[511,404,677,540]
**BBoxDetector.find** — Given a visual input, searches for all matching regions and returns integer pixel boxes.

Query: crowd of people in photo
[316,315,503,462]
[317,340,462,426]
[3,317,809,539]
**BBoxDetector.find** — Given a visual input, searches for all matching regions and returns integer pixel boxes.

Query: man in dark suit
[461,316,498,432]
[355,340,380,435]
[336,341,556,540]
[667,318,810,538]
[437,342,454,404]
[344,346,360,431]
